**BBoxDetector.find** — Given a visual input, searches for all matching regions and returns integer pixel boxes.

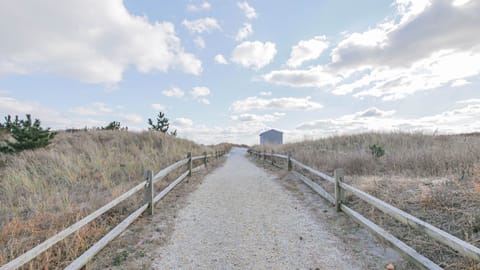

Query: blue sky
[0,0,479,144]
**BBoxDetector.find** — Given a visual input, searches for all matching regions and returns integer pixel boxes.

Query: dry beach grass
[256,132,480,269]
[0,130,229,269]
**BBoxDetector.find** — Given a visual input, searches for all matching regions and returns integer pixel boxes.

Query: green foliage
[103,121,121,130]
[369,143,385,158]
[0,114,56,153]
[148,112,170,133]
[97,121,127,131]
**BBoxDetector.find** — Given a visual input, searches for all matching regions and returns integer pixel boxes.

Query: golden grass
[259,132,480,177]
[0,130,230,268]
[256,132,480,269]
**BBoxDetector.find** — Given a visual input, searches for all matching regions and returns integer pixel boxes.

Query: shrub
[103,121,121,130]
[148,112,169,133]
[369,143,385,158]
[0,114,56,153]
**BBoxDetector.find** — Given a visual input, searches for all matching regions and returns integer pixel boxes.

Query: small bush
[0,114,56,153]
[369,144,385,158]
[103,121,121,130]
[148,112,170,133]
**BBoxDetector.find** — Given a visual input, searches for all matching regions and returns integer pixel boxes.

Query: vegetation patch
[0,130,230,268]
[255,132,480,269]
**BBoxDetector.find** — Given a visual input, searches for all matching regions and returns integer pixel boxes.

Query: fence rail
[248,150,480,270]
[1,150,227,270]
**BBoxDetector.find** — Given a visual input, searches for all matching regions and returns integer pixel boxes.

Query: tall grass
[0,130,229,268]
[260,132,480,178]
[255,132,480,269]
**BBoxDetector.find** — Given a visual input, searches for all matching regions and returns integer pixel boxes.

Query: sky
[0,0,479,145]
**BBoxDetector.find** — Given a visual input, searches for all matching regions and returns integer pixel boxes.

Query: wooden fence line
[248,150,480,269]
[340,204,442,270]
[0,150,227,270]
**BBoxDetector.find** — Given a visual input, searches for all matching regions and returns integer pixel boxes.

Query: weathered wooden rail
[248,150,480,270]
[0,150,227,270]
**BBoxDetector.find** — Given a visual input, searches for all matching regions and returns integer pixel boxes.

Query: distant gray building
[259,129,283,145]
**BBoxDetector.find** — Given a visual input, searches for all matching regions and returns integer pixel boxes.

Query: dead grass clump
[0,130,230,268]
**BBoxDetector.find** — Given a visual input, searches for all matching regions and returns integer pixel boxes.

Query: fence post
[187,152,192,176]
[144,170,154,215]
[203,151,207,168]
[271,150,274,165]
[334,168,345,212]
[287,153,292,171]
[263,150,266,166]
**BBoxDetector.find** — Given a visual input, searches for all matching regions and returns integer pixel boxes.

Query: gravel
[152,148,367,269]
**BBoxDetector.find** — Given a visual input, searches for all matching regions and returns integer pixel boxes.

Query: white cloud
[162,87,185,97]
[287,36,329,68]
[119,113,143,124]
[259,91,272,96]
[235,23,253,41]
[456,98,480,104]
[230,96,323,112]
[451,79,471,87]
[214,54,228,64]
[182,17,221,34]
[0,95,62,122]
[151,103,166,111]
[187,2,211,12]
[296,104,480,136]
[353,107,395,118]
[231,112,284,123]
[191,86,211,104]
[263,66,341,88]
[237,2,257,19]
[191,86,210,98]
[231,41,277,70]
[263,0,480,100]
[329,0,480,99]
[452,0,472,7]
[174,119,274,145]
[0,0,202,83]
[198,98,210,105]
[350,50,480,100]
[174,117,193,127]
[0,95,157,131]
[194,37,206,49]
[70,102,113,116]
[173,100,480,145]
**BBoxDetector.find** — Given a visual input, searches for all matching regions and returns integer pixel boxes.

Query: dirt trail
[92,147,407,269]
[150,148,401,269]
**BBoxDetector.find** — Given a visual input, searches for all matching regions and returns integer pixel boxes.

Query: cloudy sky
[0,0,479,145]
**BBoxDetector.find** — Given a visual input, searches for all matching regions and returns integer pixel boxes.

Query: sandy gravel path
[152,148,368,269]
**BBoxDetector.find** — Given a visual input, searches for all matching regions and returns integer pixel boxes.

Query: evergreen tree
[148,112,170,133]
[103,121,121,130]
[0,114,56,153]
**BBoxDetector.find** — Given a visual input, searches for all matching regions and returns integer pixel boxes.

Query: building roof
[259,129,283,136]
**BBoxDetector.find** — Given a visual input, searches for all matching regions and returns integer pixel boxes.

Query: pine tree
[0,114,56,153]
[103,121,121,130]
[148,112,170,133]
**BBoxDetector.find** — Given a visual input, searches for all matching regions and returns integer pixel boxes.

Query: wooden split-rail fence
[0,150,227,270]
[248,150,480,270]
